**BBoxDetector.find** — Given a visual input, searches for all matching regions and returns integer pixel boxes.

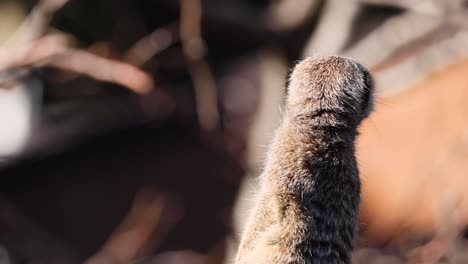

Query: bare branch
[85,188,183,264]
[48,48,154,94]
[0,34,70,72]
[0,0,156,95]
[0,33,154,94]
[3,0,69,47]
[180,0,204,60]
[188,61,219,131]
[86,189,165,264]
[124,23,179,66]
[180,0,220,131]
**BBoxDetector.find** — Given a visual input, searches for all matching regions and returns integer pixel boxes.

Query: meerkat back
[235,56,374,264]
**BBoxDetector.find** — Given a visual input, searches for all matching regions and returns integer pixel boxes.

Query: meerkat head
[286,56,374,127]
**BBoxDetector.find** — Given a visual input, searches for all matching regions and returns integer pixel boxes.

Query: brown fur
[235,56,374,264]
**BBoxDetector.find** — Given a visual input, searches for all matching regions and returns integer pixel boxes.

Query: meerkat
[235,56,374,264]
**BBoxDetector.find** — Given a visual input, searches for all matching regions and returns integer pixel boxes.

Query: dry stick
[180,0,219,131]
[55,23,180,96]
[124,23,179,66]
[121,23,179,111]
[0,34,68,72]
[187,60,219,131]
[48,49,154,94]
[3,0,69,47]
[0,0,71,72]
[0,0,156,94]
[0,33,155,94]
[86,189,183,264]
[85,190,165,264]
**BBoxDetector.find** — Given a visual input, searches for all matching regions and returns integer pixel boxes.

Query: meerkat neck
[263,119,358,191]
[286,116,358,152]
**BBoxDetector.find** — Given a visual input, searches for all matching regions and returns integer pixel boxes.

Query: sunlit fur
[236,56,374,264]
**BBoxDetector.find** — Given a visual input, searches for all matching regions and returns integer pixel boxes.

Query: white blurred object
[0,70,42,160]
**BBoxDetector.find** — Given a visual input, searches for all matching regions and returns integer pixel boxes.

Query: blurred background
[0,0,468,263]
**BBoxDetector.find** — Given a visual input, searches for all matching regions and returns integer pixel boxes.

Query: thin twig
[3,0,69,47]
[124,22,179,66]
[0,33,69,72]
[0,0,156,94]
[85,189,166,264]
[47,48,154,94]
[188,61,219,131]
[180,0,220,131]
[0,33,154,94]
[85,188,183,264]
